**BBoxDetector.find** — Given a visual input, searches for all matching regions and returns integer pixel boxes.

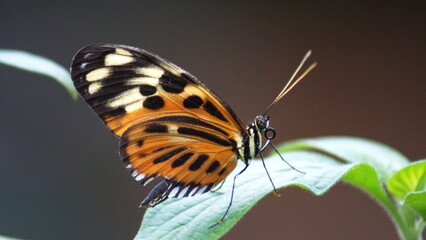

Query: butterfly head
[254,115,269,131]
[255,114,276,142]
[255,115,276,142]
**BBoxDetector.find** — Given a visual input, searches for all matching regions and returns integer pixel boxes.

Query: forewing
[70,44,245,137]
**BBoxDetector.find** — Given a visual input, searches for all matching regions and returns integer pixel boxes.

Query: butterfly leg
[210,179,226,193]
[269,142,305,174]
[259,151,281,197]
[209,163,250,228]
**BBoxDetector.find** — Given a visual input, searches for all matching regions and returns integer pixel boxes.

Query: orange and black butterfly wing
[120,113,238,206]
[70,44,246,206]
[71,44,245,137]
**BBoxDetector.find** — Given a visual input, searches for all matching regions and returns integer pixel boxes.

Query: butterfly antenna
[209,164,250,228]
[259,151,281,197]
[263,50,317,116]
[270,142,305,174]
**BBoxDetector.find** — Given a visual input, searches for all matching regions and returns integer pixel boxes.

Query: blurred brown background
[0,1,424,240]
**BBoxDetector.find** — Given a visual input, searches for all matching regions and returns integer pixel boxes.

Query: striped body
[238,122,262,164]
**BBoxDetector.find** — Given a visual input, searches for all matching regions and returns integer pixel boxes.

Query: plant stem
[387,204,423,240]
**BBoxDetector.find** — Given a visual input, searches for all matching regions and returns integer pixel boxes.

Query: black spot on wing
[144,124,168,133]
[171,152,194,168]
[153,146,173,153]
[137,140,144,147]
[143,96,164,110]
[189,154,209,171]
[153,148,186,164]
[218,168,226,176]
[177,127,231,146]
[203,100,228,122]
[206,160,220,173]
[139,84,157,96]
[144,115,229,136]
[183,95,203,108]
[159,72,187,93]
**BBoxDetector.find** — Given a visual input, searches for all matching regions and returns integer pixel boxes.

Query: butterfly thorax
[237,115,270,164]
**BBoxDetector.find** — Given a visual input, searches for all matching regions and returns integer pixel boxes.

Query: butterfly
[70,44,316,225]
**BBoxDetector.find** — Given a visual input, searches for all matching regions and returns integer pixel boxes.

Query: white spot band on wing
[125,101,143,113]
[105,54,134,66]
[88,82,103,94]
[86,67,111,82]
[136,67,165,78]
[106,88,144,108]
[127,77,160,86]
[115,48,132,56]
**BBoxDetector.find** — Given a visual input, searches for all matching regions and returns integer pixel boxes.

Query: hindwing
[120,113,238,206]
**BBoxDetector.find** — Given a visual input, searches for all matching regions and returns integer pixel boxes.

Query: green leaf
[388,160,426,200]
[135,149,385,240]
[0,49,77,99]
[402,191,426,219]
[279,136,410,182]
